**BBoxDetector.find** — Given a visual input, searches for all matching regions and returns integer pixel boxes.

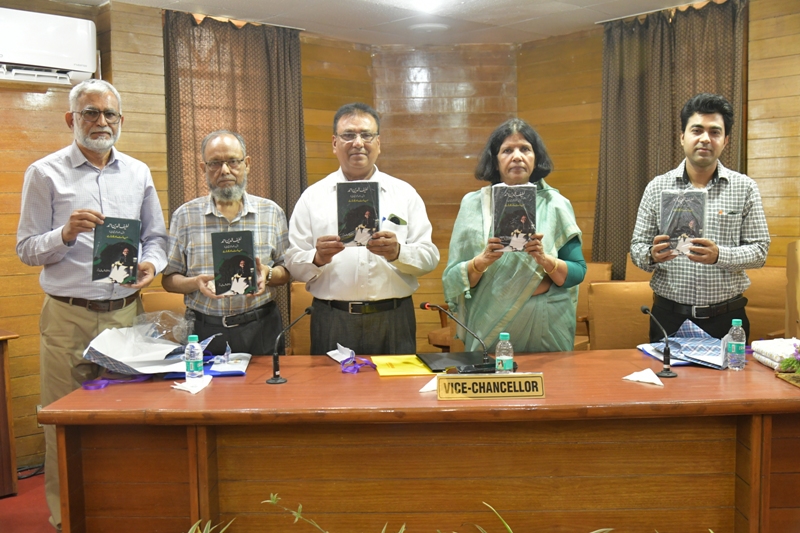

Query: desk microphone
[641,306,677,378]
[267,306,313,385]
[419,302,489,364]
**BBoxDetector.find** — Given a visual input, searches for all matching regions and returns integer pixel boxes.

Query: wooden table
[39,351,800,533]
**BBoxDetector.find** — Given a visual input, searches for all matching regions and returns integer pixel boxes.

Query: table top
[39,350,800,426]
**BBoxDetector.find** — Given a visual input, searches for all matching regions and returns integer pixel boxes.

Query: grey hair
[69,79,122,114]
[201,130,247,159]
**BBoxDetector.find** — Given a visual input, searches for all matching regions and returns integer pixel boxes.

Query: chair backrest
[743,266,787,342]
[588,281,653,350]
[576,262,613,337]
[140,290,186,315]
[788,241,800,338]
[625,252,652,281]
[289,281,314,355]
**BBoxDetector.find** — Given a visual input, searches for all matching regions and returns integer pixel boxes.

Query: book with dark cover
[337,181,379,247]
[660,189,707,256]
[492,183,537,252]
[92,217,140,284]
[211,231,257,296]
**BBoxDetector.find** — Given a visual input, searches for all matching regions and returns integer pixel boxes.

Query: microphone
[419,302,489,364]
[267,306,313,385]
[641,306,677,378]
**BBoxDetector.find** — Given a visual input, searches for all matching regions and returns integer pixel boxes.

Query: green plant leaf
[481,502,513,533]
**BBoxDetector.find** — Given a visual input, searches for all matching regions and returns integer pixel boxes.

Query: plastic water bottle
[726,319,747,371]
[495,332,514,374]
[185,334,204,383]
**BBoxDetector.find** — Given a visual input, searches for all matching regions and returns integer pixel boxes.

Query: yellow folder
[371,355,434,376]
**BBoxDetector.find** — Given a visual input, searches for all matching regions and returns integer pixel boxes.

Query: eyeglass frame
[204,158,246,172]
[72,108,122,125]
[335,131,379,144]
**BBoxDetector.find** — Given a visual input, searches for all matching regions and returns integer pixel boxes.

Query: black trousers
[310,296,416,355]
[191,302,284,355]
[649,297,750,344]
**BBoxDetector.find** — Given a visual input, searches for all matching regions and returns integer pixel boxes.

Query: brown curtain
[164,11,307,331]
[593,0,746,279]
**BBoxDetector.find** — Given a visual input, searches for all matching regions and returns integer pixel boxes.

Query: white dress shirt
[286,167,439,301]
[16,142,168,300]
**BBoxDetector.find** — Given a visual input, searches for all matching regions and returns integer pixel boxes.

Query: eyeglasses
[73,108,122,124]
[205,159,245,171]
[336,132,378,143]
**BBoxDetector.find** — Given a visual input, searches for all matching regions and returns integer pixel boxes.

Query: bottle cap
[499,332,510,341]
[188,335,199,342]
[731,319,742,327]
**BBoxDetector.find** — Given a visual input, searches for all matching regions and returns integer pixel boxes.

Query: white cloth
[173,375,213,394]
[285,167,439,300]
[752,338,798,367]
[623,368,664,386]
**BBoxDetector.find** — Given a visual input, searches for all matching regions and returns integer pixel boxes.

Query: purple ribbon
[341,355,376,374]
[82,375,152,390]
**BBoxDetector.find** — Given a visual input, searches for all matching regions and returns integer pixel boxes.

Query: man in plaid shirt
[631,93,770,342]
[163,131,291,354]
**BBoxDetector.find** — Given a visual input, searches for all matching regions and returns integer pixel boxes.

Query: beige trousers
[40,295,139,529]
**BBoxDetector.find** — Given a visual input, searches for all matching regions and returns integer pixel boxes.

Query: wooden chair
[588,281,653,350]
[575,262,613,350]
[625,252,652,281]
[744,266,787,342]
[140,290,186,315]
[289,281,314,355]
[424,303,465,353]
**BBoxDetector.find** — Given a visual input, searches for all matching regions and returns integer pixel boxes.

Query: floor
[0,469,53,533]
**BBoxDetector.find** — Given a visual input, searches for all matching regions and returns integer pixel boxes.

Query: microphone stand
[267,306,313,385]
[641,306,677,378]
[420,302,489,365]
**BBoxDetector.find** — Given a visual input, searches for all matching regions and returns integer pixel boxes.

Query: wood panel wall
[0,1,167,469]
[371,45,517,351]
[748,0,800,268]
[3,0,800,470]
[301,34,373,186]
[517,29,603,262]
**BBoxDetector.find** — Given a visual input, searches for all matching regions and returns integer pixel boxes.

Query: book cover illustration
[92,217,141,284]
[337,181,379,247]
[492,183,537,252]
[210,231,257,296]
[660,189,707,256]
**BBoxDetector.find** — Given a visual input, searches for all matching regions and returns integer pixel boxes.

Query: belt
[48,291,139,313]
[194,301,275,328]
[317,296,409,315]
[654,294,747,320]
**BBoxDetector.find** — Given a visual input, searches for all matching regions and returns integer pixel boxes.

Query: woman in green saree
[442,119,587,353]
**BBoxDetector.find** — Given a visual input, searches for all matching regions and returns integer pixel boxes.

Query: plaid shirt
[164,193,288,316]
[630,160,770,306]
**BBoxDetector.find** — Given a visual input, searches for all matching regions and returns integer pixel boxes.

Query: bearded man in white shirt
[286,103,439,355]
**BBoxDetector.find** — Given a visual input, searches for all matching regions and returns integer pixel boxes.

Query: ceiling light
[408,23,450,33]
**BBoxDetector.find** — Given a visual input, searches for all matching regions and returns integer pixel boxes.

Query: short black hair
[333,103,381,134]
[680,93,734,136]
[475,118,553,184]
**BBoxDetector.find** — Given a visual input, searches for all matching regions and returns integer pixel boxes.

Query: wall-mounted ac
[0,7,97,86]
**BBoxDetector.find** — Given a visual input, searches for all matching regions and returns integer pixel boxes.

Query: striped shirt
[630,160,770,306]
[164,193,288,316]
[16,142,168,300]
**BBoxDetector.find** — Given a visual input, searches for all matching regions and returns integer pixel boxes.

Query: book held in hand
[660,189,707,256]
[210,231,257,296]
[337,181,379,247]
[492,183,537,252]
[92,217,140,284]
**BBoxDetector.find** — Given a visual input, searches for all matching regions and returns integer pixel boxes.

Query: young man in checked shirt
[630,93,770,342]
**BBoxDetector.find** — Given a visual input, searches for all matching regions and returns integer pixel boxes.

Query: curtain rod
[192,13,305,31]
[594,0,714,25]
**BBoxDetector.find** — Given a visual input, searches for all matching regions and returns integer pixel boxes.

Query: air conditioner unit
[0,7,97,86]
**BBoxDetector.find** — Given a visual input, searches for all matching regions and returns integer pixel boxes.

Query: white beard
[75,127,120,153]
